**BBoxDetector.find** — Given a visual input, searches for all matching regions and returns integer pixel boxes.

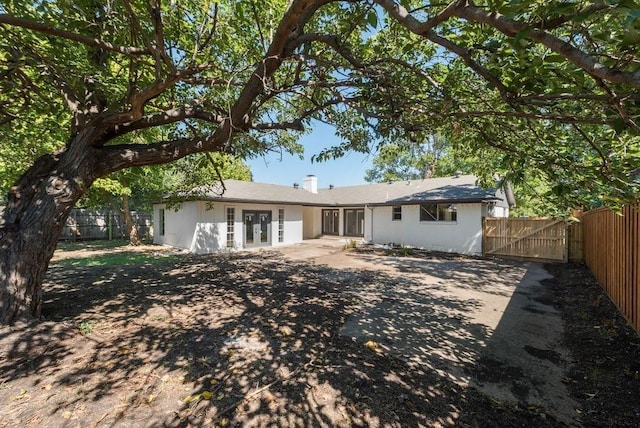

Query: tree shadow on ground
[0,251,556,427]
[349,248,527,297]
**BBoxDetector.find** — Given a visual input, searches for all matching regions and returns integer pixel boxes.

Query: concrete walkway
[270,240,579,425]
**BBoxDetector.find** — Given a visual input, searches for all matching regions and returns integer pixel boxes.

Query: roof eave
[367,197,501,206]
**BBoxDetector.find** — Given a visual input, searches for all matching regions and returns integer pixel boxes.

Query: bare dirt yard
[1,239,639,427]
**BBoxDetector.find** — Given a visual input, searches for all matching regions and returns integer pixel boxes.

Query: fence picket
[581,202,640,333]
[60,208,153,241]
[483,218,569,261]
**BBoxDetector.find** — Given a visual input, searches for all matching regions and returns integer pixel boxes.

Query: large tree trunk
[0,139,97,324]
[0,0,316,325]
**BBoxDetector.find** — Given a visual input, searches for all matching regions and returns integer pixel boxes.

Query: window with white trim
[419,204,457,222]
[226,207,235,248]
[392,206,402,221]
[278,209,285,242]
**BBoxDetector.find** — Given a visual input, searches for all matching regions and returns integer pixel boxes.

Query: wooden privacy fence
[60,208,152,241]
[483,217,576,262]
[582,203,640,333]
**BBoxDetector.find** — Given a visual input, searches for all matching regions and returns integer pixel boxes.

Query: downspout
[366,204,374,244]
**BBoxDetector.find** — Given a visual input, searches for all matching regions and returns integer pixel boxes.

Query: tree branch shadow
[0,251,555,427]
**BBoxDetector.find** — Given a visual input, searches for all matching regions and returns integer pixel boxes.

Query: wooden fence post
[563,223,569,263]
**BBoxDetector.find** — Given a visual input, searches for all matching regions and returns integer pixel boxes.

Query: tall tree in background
[363,133,582,216]
[364,134,467,182]
[2,0,640,323]
[81,167,165,245]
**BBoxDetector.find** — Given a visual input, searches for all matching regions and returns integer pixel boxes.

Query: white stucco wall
[369,203,485,254]
[190,201,228,253]
[154,199,494,255]
[153,201,303,254]
[364,206,373,242]
[153,203,198,250]
[303,206,322,239]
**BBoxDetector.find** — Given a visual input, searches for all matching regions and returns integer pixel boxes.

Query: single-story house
[153,174,512,255]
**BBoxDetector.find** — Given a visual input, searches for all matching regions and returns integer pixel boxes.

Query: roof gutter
[365,197,501,207]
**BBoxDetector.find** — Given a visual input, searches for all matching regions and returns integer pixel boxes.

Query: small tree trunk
[121,194,140,246]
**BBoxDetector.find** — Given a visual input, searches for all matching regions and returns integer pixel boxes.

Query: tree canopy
[2,0,640,322]
[1,0,639,207]
[364,134,470,182]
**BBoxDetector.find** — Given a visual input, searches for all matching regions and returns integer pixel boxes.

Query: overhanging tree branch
[571,123,610,173]
[372,1,512,102]
[0,14,151,56]
[110,105,226,138]
[458,5,640,88]
[529,3,608,30]
[446,110,610,125]
[98,134,226,173]
[252,121,305,131]
[426,31,513,102]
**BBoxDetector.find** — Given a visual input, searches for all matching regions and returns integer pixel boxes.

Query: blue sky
[247,122,374,189]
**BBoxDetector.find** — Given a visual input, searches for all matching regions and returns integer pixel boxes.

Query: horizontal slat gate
[483,218,566,261]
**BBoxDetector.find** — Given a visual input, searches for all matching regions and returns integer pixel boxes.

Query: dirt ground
[1,239,639,427]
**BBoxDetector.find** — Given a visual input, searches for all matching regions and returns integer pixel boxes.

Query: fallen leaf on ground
[364,340,381,353]
[184,390,213,403]
[183,393,200,403]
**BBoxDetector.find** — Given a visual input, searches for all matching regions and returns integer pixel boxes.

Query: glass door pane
[344,209,364,236]
[322,210,339,235]
[357,210,364,235]
[244,213,254,244]
[259,212,269,243]
[345,210,355,235]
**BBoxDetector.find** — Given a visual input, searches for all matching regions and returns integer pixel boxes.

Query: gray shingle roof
[191,175,503,206]
[317,175,501,205]
[190,180,322,205]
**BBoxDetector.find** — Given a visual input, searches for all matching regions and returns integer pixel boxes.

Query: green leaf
[366,10,378,29]
[513,26,533,48]
[545,54,566,63]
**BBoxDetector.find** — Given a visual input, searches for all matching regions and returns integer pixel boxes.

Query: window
[420,204,438,222]
[392,206,402,221]
[420,204,457,222]
[278,209,285,242]
[226,207,235,248]
[158,208,165,236]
